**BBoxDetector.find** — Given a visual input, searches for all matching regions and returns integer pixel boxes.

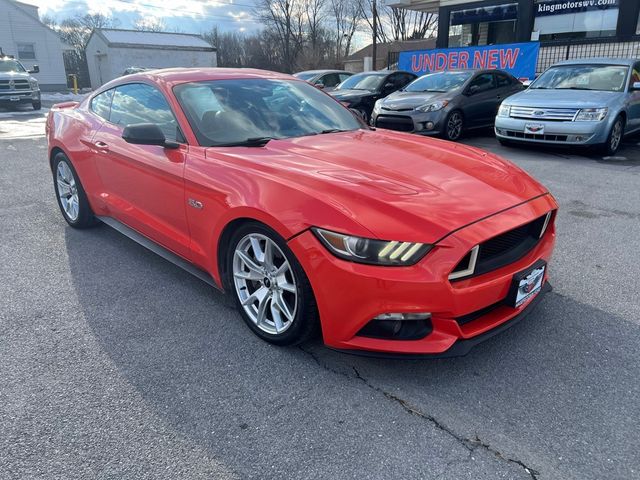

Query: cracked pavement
[1,115,639,479]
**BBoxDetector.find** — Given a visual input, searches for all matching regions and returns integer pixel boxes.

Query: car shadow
[64,225,640,479]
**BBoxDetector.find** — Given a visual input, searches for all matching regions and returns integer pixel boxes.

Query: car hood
[330,89,375,101]
[207,130,548,243]
[380,90,453,110]
[0,71,34,81]
[505,88,620,108]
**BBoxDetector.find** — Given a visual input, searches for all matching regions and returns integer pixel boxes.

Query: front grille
[375,115,414,132]
[450,213,551,281]
[0,79,30,91]
[505,130,568,142]
[510,106,578,121]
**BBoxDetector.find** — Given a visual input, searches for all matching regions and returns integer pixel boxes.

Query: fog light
[424,122,434,130]
[373,312,431,321]
[358,312,433,340]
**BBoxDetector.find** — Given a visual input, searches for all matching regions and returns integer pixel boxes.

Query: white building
[85,29,217,89]
[0,0,68,90]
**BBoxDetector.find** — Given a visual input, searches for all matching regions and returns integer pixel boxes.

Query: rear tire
[52,152,98,229]
[600,115,624,156]
[226,222,319,346]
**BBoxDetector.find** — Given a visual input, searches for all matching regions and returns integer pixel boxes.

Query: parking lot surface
[1,106,639,479]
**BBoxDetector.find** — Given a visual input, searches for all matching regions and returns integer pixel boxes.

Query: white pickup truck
[0,56,41,110]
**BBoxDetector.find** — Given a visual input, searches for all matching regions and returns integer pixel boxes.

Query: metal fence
[387,38,640,75]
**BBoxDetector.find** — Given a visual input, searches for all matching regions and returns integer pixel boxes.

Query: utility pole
[371,0,377,71]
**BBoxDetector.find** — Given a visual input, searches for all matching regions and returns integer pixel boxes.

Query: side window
[469,73,496,93]
[495,73,512,88]
[399,73,416,87]
[339,73,351,83]
[110,83,180,142]
[90,89,114,120]
[629,62,640,88]
[321,73,340,88]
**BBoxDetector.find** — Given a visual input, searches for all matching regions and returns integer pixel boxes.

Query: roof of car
[553,57,637,67]
[295,69,350,75]
[119,67,296,86]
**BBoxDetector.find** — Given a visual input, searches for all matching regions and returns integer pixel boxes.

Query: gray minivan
[495,58,640,155]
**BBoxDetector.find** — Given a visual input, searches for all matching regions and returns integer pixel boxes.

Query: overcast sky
[22,0,258,33]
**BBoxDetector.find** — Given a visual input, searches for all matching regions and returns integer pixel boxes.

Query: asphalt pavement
[1,107,639,479]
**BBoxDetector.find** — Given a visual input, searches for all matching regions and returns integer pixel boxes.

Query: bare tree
[330,0,362,64]
[133,17,168,32]
[254,0,306,72]
[360,2,438,43]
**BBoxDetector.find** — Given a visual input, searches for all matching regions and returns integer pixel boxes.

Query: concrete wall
[0,0,68,90]
[86,35,217,89]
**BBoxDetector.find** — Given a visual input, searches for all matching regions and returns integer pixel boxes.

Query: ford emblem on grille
[9,80,15,89]
[533,110,545,116]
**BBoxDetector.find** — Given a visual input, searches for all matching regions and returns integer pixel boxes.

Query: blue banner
[398,42,540,81]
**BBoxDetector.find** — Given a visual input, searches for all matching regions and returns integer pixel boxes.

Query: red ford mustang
[47,68,557,357]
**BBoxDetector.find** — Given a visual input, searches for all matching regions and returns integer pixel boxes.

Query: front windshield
[337,73,385,91]
[293,72,316,81]
[174,79,362,147]
[531,65,628,92]
[0,59,26,73]
[404,71,472,93]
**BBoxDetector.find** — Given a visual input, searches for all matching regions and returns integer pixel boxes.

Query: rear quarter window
[90,89,114,120]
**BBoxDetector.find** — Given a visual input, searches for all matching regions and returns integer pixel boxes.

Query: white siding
[85,32,217,89]
[0,0,67,89]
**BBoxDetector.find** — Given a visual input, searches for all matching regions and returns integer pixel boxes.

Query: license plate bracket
[507,260,546,308]
[524,123,545,135]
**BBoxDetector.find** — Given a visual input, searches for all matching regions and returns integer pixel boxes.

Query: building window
[448,3,518,48]
[533,0,619,42]
[16,43,36,60]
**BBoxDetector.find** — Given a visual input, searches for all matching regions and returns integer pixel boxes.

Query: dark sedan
[372,69,524,141]
[329,70,417,124]
[293,70,353,92]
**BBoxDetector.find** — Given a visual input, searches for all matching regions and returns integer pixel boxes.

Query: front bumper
[288,194,557,356]
[495,116,608,145]
[0,89,40,105]
[373,109,446,135]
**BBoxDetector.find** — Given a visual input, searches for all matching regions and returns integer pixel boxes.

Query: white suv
[0,56,41,110]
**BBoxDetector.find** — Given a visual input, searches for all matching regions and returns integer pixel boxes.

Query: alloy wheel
[56,160,79,221]
[232,233,298,335]
[610,119,623,153]
[447,112,463,140]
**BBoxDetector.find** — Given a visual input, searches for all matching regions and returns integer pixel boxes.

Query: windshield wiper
[214,137,272,147]
[320,128,351,134]
[558,87,592,90]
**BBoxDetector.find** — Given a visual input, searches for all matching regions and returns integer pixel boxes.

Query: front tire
[443,110,464,141]
[32,100,41,110]
[52,152,97,228]
[226,222,319,346]
[601,115,624,156]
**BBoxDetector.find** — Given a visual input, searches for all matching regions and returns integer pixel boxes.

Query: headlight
[417,100,449,113]
[575,108,607,121]
[29,79,39,90]
[498,104,511,117]
[312,228,432,266]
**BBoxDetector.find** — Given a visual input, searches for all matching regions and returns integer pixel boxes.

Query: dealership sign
[535,0,618,16]
[398,42,540,81]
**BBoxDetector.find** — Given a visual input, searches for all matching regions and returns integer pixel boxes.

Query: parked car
[0,55,40,110]
[372,69,524,141]
[495,58,640,155]
[293,69,352,92]
[330,70,417,124]
[47,68,557,357]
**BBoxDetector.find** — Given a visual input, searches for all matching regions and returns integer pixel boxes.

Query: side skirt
[97,216,221,291]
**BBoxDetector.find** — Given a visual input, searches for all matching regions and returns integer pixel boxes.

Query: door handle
[93,141,109,152]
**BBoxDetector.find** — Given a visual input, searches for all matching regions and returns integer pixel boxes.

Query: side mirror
[29,65,39,74]
[632,81,640,91]
[315,82,325,90]
[466,85,479,95]
[122,123,179,149]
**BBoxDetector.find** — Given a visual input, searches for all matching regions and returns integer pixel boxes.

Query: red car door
[92,82,191,259]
